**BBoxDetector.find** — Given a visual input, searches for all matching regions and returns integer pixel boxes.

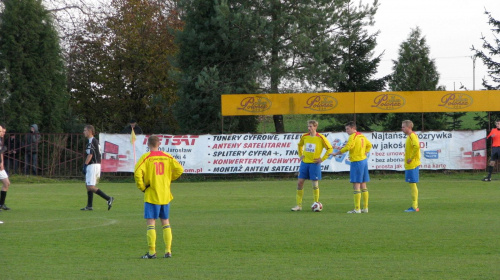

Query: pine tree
[175,0,262,134]
[384,27,446,131]
[472,10,500,129]
[176,0,372,133]
[0,0,68,132]
[256,0,352,132]
[321,0,386,132]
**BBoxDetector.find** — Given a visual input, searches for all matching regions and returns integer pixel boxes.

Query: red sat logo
[143,135,199,145]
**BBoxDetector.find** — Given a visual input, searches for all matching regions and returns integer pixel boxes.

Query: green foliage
[257,0,353,132]
[320,0,386,132]
[472,10,500,91]
[0,0,68,132]
[472,10,500,127]
[174,0,261,134]
[445,112,466,130]
[389,27,440,91]
[384,27,446,130]
[2,178,500,279]
[176,0,373,133]
[67,0,182,133]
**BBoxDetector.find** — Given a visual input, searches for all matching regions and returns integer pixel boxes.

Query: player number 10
[154,162,165,175]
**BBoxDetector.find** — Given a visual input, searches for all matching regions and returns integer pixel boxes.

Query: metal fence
[4,133,86,178]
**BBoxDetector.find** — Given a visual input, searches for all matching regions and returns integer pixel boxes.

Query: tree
[0,0,68,132]
[174,0,262,134]
[320,0,386,132]
[383,27,446,131]
[472,10,500,129]
[443,84,466,130]
[255,0,355,133]
[175,0,382,133]
[67,0,182,133]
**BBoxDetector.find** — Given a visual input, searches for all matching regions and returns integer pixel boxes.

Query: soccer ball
[311,202,323,212]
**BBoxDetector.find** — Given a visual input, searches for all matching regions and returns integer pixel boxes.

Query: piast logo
[371,94,405,110]
[304,95,337,111]
[237,96,272,112]
[438,93,472,109]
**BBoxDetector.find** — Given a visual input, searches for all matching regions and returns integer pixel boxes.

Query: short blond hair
[307,120,318,127]
[402,120,414,129]
[148,135,160,148]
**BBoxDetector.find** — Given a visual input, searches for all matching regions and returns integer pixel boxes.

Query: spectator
[25,124,40,175]
[121,119,143,135]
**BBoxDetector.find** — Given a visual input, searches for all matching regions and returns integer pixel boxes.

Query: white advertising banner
[100,130,487,174]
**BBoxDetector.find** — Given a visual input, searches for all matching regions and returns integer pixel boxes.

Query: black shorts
[491,147,500,161]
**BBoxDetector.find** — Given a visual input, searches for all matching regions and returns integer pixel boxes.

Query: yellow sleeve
[171,158,184,181]
[134,153,148,192]
[319,134,333,161]
[410,134,420,159]
[365,137,373,153]
[340,134,355,154]
[297,134,306,158]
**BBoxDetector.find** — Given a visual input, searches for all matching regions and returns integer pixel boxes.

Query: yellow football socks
[354,191,361,211]
[163,225,172,254]
[410,183,419,209]
[296,189,304,207]
[313,188,319,203]
[361,189,369,209]
[147,225,156,255]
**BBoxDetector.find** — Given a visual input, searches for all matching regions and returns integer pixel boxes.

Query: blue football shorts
[144,202,170,220]
[405,166,420,183]
[298,162,322,180]
[350,159,370,183]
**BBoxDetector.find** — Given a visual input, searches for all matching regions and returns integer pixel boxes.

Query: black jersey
[86,137,101,164]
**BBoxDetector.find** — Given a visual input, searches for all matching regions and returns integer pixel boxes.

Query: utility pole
[472,55,477,90]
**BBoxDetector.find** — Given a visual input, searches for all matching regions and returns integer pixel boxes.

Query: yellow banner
[221,92,355,116]
[221,90,500,115]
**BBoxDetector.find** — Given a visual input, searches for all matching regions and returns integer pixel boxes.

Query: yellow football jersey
[134,151,184,205]
[340,132,372,162]
[405,132,421,170]
[298,133,333,163]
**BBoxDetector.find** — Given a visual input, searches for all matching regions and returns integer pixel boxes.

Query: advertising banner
[100,130,487,174]
[221,90,500,115]
[221,92,355,116]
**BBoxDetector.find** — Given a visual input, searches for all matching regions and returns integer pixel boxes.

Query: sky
[371,0,499,91]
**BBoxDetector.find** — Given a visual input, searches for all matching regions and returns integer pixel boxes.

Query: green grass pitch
[1,174,499,279]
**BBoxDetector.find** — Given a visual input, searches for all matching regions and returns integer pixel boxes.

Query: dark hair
[84,125,95,135]
[130,119,137,124]
[345,121,356,129]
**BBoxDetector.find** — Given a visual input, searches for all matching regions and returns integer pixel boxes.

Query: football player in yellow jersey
[402,120,421,212]
[331,121,372,214]
[134,135,184,259]
[291,120,333,211]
